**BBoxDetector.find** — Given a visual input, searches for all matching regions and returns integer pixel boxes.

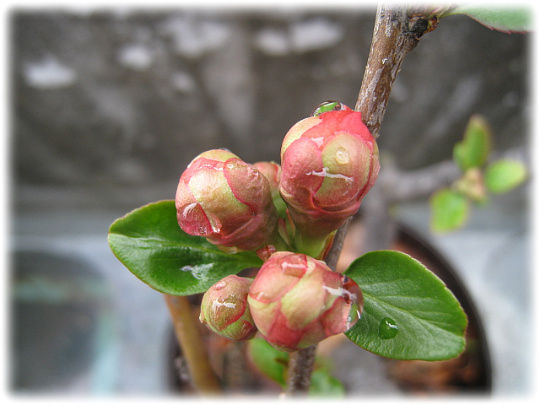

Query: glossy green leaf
[344,251,467,361]
[485,159,527,194]
[453,115,492,172]
[108,200,262,295]
[430,188,469,232]
[447,6,532,33]
[247,338,289,387]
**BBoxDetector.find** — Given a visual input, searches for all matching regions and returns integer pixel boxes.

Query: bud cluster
[175,102,378,351]
[199,252,363,350]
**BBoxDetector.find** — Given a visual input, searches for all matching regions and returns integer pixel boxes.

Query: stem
[285,345,317,396]
[327,4,431,258]
[284,5,435,397]
[356,4,429,138]
[164,294,222,394]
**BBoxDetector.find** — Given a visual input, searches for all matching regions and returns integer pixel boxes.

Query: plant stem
[356,4,431,138]
[164,294,222,394]
[284,5,435,397]
[285,345,317,396]
[328,4,433,261]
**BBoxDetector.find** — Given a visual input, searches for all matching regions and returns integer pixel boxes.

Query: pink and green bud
[247,252,363,352]
[175,149,278,252]
[199,275,257,341]
[279,104,380,242]
[253,161,287,218]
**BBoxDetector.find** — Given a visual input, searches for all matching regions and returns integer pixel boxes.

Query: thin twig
[285,345,318,396]
[356,4,429,138]
[164,294,222,394]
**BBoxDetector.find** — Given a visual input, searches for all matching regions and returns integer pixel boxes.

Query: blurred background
[8,4,531,398]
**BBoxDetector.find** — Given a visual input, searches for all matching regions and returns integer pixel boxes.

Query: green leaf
[309,369,345,397]
[485,159,527,193]
[108,200,262,295]
[453,115,492,171]
[447,6,532,33]
[344,251,467,361]
[247,338,289,387]
[430,188,470,233]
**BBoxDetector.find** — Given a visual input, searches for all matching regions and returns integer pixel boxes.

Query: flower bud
[176,149,278,252]
[199,275,257,341]
[253,161,287,218]
[247,252,363,352]
[279,104,380,240]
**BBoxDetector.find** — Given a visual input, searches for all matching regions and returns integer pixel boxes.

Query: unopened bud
[279,103,379,241]
[248,252,363,352]
[176,149,278,252]
[253,161,287,218]
[199,275,257,341]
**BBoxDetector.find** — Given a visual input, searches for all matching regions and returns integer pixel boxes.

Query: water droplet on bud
[214,280,227,290]
[335,148,350,165]
[311,100,347,116]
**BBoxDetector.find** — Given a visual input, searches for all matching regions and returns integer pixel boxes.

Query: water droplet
[212,299,236,312]
[214,280,226,290]
[311,100,346,116]
[305,167,354,183]
[210,222,221,234]
[182,202,198,218]
[179,263,213,281]
[378,318,399,339]
[247,166,260,178]
[219,245,239,254]
[335,148,350,165]
[198,226,208,234]
[341,274,363,312]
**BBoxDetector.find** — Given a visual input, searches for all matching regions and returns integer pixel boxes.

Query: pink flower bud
[199,275,257,341]
[176,149,278,252]
[253,161,281,195]
[247,252,363,352]
[279,105,380,239]
[253,161,287,218]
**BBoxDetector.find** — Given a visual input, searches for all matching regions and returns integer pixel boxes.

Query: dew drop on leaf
[378,318,399,339]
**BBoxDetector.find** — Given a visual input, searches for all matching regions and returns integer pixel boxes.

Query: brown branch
[284,5,435,397]
[356,4,431,137]
[326,4,432,261]
[285,345,317,396]
[164,294,222,394]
